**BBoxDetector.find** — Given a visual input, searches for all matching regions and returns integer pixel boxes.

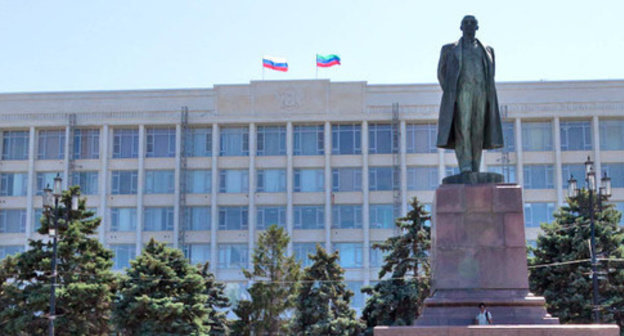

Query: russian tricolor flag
[316,54,341,68]
[262,56,288,72]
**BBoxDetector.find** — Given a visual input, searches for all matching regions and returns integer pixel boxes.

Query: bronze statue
[436,15,503,175]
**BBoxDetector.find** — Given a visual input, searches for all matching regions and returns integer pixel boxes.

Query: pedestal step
[375,325,620,336]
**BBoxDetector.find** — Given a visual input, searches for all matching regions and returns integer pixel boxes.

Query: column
[24,127,36,247]
[98,125,109,244]
[210,124,219,274]
[324,121,332,250]
[135,125,145,256]
[400,121,408,216]
[63,125,71,187]
[173,124,182,248]
[515,118,524,188]
[286,122,294,256]
[248,123,256,265]
[553,117,563,206]
[592,116,602,178]
[361,121,370,286]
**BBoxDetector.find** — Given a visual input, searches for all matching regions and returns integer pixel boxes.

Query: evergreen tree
[289,244,365,336]
[200,263,230,335]
[0,186,116,335]
[114,238,212,335]
[361,198,431,335]
[233,224,300,335]
[529,189,624,333]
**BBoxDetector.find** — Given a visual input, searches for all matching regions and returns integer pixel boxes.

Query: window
[146,127,176,158]
[332,168,362,192]
[256,206,286,230]
[490,122,515,152]
[294,206,324,230]
[183,207,210,231]
[332,124,361,155]
[370,204,396,229]
[111,171,138,194]
[370,244,388,267]
[523,165,554,189]
[407,167,438,190]
[185,170,212,194]
[0,209,26,233]
[332,205,362,229]
[369,123,398,154]
[0,173,28,196]
[603,163,624,188]
[445,166,460,177]
[257,169,286,192]
[487,165,517,183]
[614,202,624,226]
[143,207,174,231]
[73,129,99,159]
[220,126,249,156]
[0,245,25,260]
[110,208,137,232]
[37,130,65,160]
[219,206,248,230]
[294,243,318,267]
[2,131,29,160]
[560,121,592,151]
[111,244,136,270]
[369,167,398,191]
[36,172,58,196]
[600,120,624,151]
[112,128,139,158]
[294,125,324,155]
[184,244,211,265]
[334,243,363,268]
[562,164,587,189]
[218,244,248,269]
[522,121,553,151]
[33,208,43,232]
[257,126,286,156]
[346,281,365,310]
[144,170,174,194]
[219,169,249,193]
[524,202,555,228]
[71,171,98,195]
[406,123,437,153]
[294,169,324,192]
[184,127,212,157]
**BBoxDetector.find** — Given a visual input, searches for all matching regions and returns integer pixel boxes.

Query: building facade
[1,79,624,310]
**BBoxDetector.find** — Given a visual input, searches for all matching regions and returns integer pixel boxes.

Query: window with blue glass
[369,123,398,154]
[110,208,137,232]
[71,171,99,195]
[332,124,361,155]
[36,172,57,195]
[603,163,624,188]
[523,165,554,189]
[218,243,248,269]
[406,123,437,153]
[369,244,388,268]
[32,208,43,232]
[332,168,362,192]
[219,169,249,193]
[522,121,553,151]
[294,242,319,267]
[257,169,286,192]
[0,209,26,233]
[369,167,398,191]
[614,202,624,226]
[73,129,99,159]
[560,121,592,151]
[256,206,286,230]
[184,127,212,157]
[369,204,396,229]
[218,206,248,230]
[0,172,28,196]
[445,166,460,177]
[562,164,587,189]
[37,130,65,160]
[490,122,515,152]
[2,131,29,160]
[112,128,139,158]
[524,202,555,228]
[183,206,210,231]
[0,245,25,260]
[488,165,517,183]
[111,170,138,194]
[293,205,324,230]
[334,243,363,268]
[346,281,365,310]
[294,169,324,192]
[257,126,286,156]
[407,167,438,190]
[600,119,624,151]
[294,125,324,155]
[184,244,211,265]
[185,170,212,194]
[144,170,174,194]
[111,244,136,270]
[332,205,362,229]
[146,127,176,158]
[143,207,174,231]
[220,126,249,156]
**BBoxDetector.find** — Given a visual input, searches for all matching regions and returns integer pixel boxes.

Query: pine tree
[0,186,116,335]
[529,189,624,333]
[289,244,365,336]
[233,224,300,335]
[360,198,431,335]
[200,263,230,335]
[113,238,212,335]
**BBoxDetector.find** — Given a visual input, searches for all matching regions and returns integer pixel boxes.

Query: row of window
[3,119,624,160]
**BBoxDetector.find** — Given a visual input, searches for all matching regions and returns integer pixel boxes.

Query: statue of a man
[436,15,503,173]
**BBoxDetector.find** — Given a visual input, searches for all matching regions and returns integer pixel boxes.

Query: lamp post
[43,173,78,336]
[567,156,612,323]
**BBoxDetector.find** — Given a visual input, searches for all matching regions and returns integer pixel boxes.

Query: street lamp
[42,173,78,336]
[567,156,612,323]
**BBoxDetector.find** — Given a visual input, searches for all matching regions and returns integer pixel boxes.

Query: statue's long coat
[436,38,504,150]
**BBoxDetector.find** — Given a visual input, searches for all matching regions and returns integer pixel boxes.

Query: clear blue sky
[1,0,623,93]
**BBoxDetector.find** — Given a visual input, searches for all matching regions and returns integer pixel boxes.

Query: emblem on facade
[275,86,302,110]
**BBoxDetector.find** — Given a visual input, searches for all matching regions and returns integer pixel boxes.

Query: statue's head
[460,15,479,36]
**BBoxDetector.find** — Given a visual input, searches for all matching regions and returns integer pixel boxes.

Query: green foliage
[114,238,226,335]
[199,263,230,336]
[0,186,116,336]
[361,198,431,335]
[232,225,300,336]
[289,244,365,336]
[529,189,624,333]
